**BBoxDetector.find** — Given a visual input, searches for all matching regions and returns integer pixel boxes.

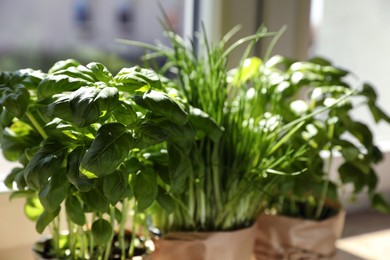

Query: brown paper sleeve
[149,224,256,260]
[254,210,345,260]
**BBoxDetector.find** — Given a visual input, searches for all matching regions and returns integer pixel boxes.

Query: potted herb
[119,23,355,259]
[0,59,189,259]
[235,55,390,259]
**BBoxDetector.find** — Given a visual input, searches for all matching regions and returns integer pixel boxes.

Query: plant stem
[25,111,48,139]
[51,216,61,257]
[79,227,86,260]
[128,204,137,257]
[90,213,96,257]
[119,199,129,260]
[103,206,116,260]
[67,216,75,258]
[211,141,222,212]
[315,121,336,219]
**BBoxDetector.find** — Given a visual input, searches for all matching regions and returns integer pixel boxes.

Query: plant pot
[32,230,151,260]
[149,224,256,260]
[254,210,345,260]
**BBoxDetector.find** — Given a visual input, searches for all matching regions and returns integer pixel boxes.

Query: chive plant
[120,25,354,232]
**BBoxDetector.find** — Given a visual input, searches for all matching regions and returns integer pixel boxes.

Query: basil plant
[235,55,390,220]
[0,59,188,259]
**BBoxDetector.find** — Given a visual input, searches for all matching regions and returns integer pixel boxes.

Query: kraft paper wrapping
[254,210,345,260]
[148,224,256,260]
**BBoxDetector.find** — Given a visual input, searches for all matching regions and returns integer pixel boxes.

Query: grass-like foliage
[120,24,353,232]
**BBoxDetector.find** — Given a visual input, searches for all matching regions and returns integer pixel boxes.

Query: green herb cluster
[0,59,187,259]
[122,26,354,232]
[237,55,390,220]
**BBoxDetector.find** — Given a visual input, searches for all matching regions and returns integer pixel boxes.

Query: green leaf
[91,218,113,245]
[87,62,113,83]
[114,67,162,93]
[67,147,95,192]
[168,143,192,194]
[189,107,224,142]
[79,188,109,213]
[103,170,131,205]
[65,195,86,226]
[367,101,390,124]
[4,167,24,189]
[24,140,68,190]
[0,107,14,128]
[120,157,142,174]
[46,85,119,128]
[345,121,373,150]
[371,193,390,213]
[156,187,175,213]
[111,101,138,126]
[39,169,70,212]
[338,162,366,193]
[24,196,44,222]
[0,84,30,117]
[133,90,188,126]
[134,169,158,211]
[48,59,81,74]
[1,120,41,161]
[231,57,262,84]
[37,74,87,100]
[9,190,36,200]
[36,208,61,234]
[81,123,135,178]
[53,65,96,82]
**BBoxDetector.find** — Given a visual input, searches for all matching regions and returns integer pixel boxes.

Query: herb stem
[119,198,129,259]
[26,111,48,139]
[315,122,336,219]
[103,206,116,260]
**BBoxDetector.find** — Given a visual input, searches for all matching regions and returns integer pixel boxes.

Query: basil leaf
[134,169,158,211]
[24,140,68,190]
[87,62,113,83]
[65,195,86,226]
[114,67,162,93]
[47,85,119,127]
[36,208,61,234]
[156,187,175,213]
[81,123,135,178]
[111,101,138,126]
[39,168,70,212]
[92,218,113,245]
[189,107,224,142]
[133,90,188,125]
[48,59,81,74]
[1,120,41,161]
[0,84,30,117]
[37,74,87,100]
[4,167,24,189]
[67,146,95,192]
[103,170,131,205]
[168,143,192,194]
[53,65,96,82]
[24,196,44,222]
[79,188,109,213]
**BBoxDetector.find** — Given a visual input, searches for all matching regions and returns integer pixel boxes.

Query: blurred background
[0,0,185,72]
[1,0,390,258]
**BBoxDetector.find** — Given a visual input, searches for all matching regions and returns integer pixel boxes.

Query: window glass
[310,0,390,144]
[0,0,185,72]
